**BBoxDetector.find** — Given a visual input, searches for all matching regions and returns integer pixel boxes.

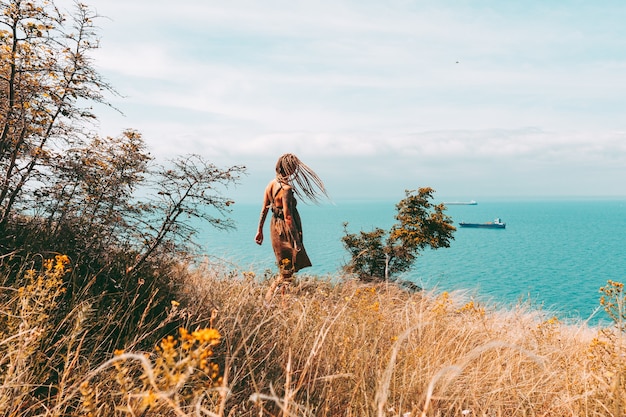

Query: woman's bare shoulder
[264,178,277,191]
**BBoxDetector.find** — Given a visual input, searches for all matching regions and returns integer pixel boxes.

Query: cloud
[52,0,626,199]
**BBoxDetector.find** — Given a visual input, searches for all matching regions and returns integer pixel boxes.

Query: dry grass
[1,258,625,416]
[173,263,625,417]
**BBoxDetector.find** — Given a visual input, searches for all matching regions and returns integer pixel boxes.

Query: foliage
[32,129,151,259]
[586,280,626,416]
[0,0,245,409]
[79,327,223,416]
[0,0,114,225]
[0,255,70,414]
[341,227,388,280]
[342,187,456,281]
[0,0,247,266]
[130,154,245,272]
[600,280,626,332]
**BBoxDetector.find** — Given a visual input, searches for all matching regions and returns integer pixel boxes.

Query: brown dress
[269,183,312,275]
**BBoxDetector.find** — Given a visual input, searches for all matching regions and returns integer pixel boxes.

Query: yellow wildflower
[191,328,221,345]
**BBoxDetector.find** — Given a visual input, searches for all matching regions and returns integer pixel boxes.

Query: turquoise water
[198,199,626,325]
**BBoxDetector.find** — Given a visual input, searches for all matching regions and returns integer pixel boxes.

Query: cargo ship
[444,200,477,205]
[459,218,506,229]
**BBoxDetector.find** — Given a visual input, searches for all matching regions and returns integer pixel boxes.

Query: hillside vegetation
[1,256,625,416]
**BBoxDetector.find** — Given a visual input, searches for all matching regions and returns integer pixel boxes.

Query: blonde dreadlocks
[275,154,328,203]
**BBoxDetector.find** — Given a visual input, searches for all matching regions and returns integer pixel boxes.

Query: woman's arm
[255,185,271,245]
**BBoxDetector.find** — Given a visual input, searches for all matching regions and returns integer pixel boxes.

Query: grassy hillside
[1,257,624,416]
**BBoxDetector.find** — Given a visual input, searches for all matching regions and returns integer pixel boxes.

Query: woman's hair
[275,153,328,203]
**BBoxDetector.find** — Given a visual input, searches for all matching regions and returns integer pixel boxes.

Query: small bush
[342,188,455,281]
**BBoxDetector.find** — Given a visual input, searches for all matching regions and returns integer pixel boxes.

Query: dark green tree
[342,187,456,282]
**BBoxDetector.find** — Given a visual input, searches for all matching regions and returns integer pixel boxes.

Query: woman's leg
[265,258,294,304]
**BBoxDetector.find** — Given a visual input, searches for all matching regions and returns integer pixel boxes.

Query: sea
[197,198,626,326]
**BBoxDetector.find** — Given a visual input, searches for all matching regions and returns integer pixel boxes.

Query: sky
[55,0,626,203]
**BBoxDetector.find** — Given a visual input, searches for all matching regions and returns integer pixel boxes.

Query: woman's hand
[255,230,263,245]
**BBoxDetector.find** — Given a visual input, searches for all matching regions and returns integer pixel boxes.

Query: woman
[255,154,327,302]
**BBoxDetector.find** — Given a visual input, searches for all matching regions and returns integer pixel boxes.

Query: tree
[0,0,247,276]
[35,129,151,256]
[129,154,245,272]
[0,0,113,226]
[0,2,247,407]
[342,187,456,281]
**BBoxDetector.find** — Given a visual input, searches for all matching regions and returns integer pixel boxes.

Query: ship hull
[459,222,505,229]
[444,201,477,205]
